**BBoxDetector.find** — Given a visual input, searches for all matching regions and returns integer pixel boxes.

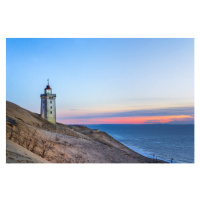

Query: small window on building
[50,106,52,109]
[50,111,52,114]
[50,101,52,104]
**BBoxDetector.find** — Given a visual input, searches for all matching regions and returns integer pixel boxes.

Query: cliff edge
[6,101,166,163]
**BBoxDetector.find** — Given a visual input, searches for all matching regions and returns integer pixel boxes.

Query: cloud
[58,106,194,120]
[59,115,194,125]
[144,120,164,124]
[167,117,194,124]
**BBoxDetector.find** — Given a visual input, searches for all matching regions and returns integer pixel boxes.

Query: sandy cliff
[6,101,166,163]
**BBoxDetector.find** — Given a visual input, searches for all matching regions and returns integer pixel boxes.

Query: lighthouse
[40,79,56,124]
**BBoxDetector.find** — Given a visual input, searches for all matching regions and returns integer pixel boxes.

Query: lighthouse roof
[45,85,51,90]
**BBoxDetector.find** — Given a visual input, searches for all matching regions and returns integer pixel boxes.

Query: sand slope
[6,140,49,163]
[6,101,166,163]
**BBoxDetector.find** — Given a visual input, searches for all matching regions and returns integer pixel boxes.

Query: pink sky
[58,115,193,124]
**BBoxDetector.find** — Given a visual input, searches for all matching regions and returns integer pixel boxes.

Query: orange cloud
[59,115,193,124]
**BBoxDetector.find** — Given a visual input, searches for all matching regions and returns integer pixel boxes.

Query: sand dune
[6,101,166,163]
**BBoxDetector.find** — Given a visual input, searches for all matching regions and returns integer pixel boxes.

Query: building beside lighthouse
[40,81,56,124]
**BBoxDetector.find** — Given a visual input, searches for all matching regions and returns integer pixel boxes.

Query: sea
[85,124,194,163]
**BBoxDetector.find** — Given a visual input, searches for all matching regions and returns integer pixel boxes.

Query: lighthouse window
[50,106,52,109]
[50,101,52,104]
[50,111,52,114]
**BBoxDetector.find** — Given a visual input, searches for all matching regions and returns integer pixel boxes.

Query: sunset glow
[6,38,194,125]
[59,115,194,125]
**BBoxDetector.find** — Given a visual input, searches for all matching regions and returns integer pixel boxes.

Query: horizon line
[65,123,194,125]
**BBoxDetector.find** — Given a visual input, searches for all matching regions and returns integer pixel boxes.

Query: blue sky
[6,38,194,124]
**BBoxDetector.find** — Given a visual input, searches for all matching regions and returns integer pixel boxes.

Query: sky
[6,38,194,124]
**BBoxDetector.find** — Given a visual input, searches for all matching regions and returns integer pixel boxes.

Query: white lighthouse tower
[40,79,56,124]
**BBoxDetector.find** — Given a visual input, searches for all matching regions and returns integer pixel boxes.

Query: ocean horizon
[85,124,194,163]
